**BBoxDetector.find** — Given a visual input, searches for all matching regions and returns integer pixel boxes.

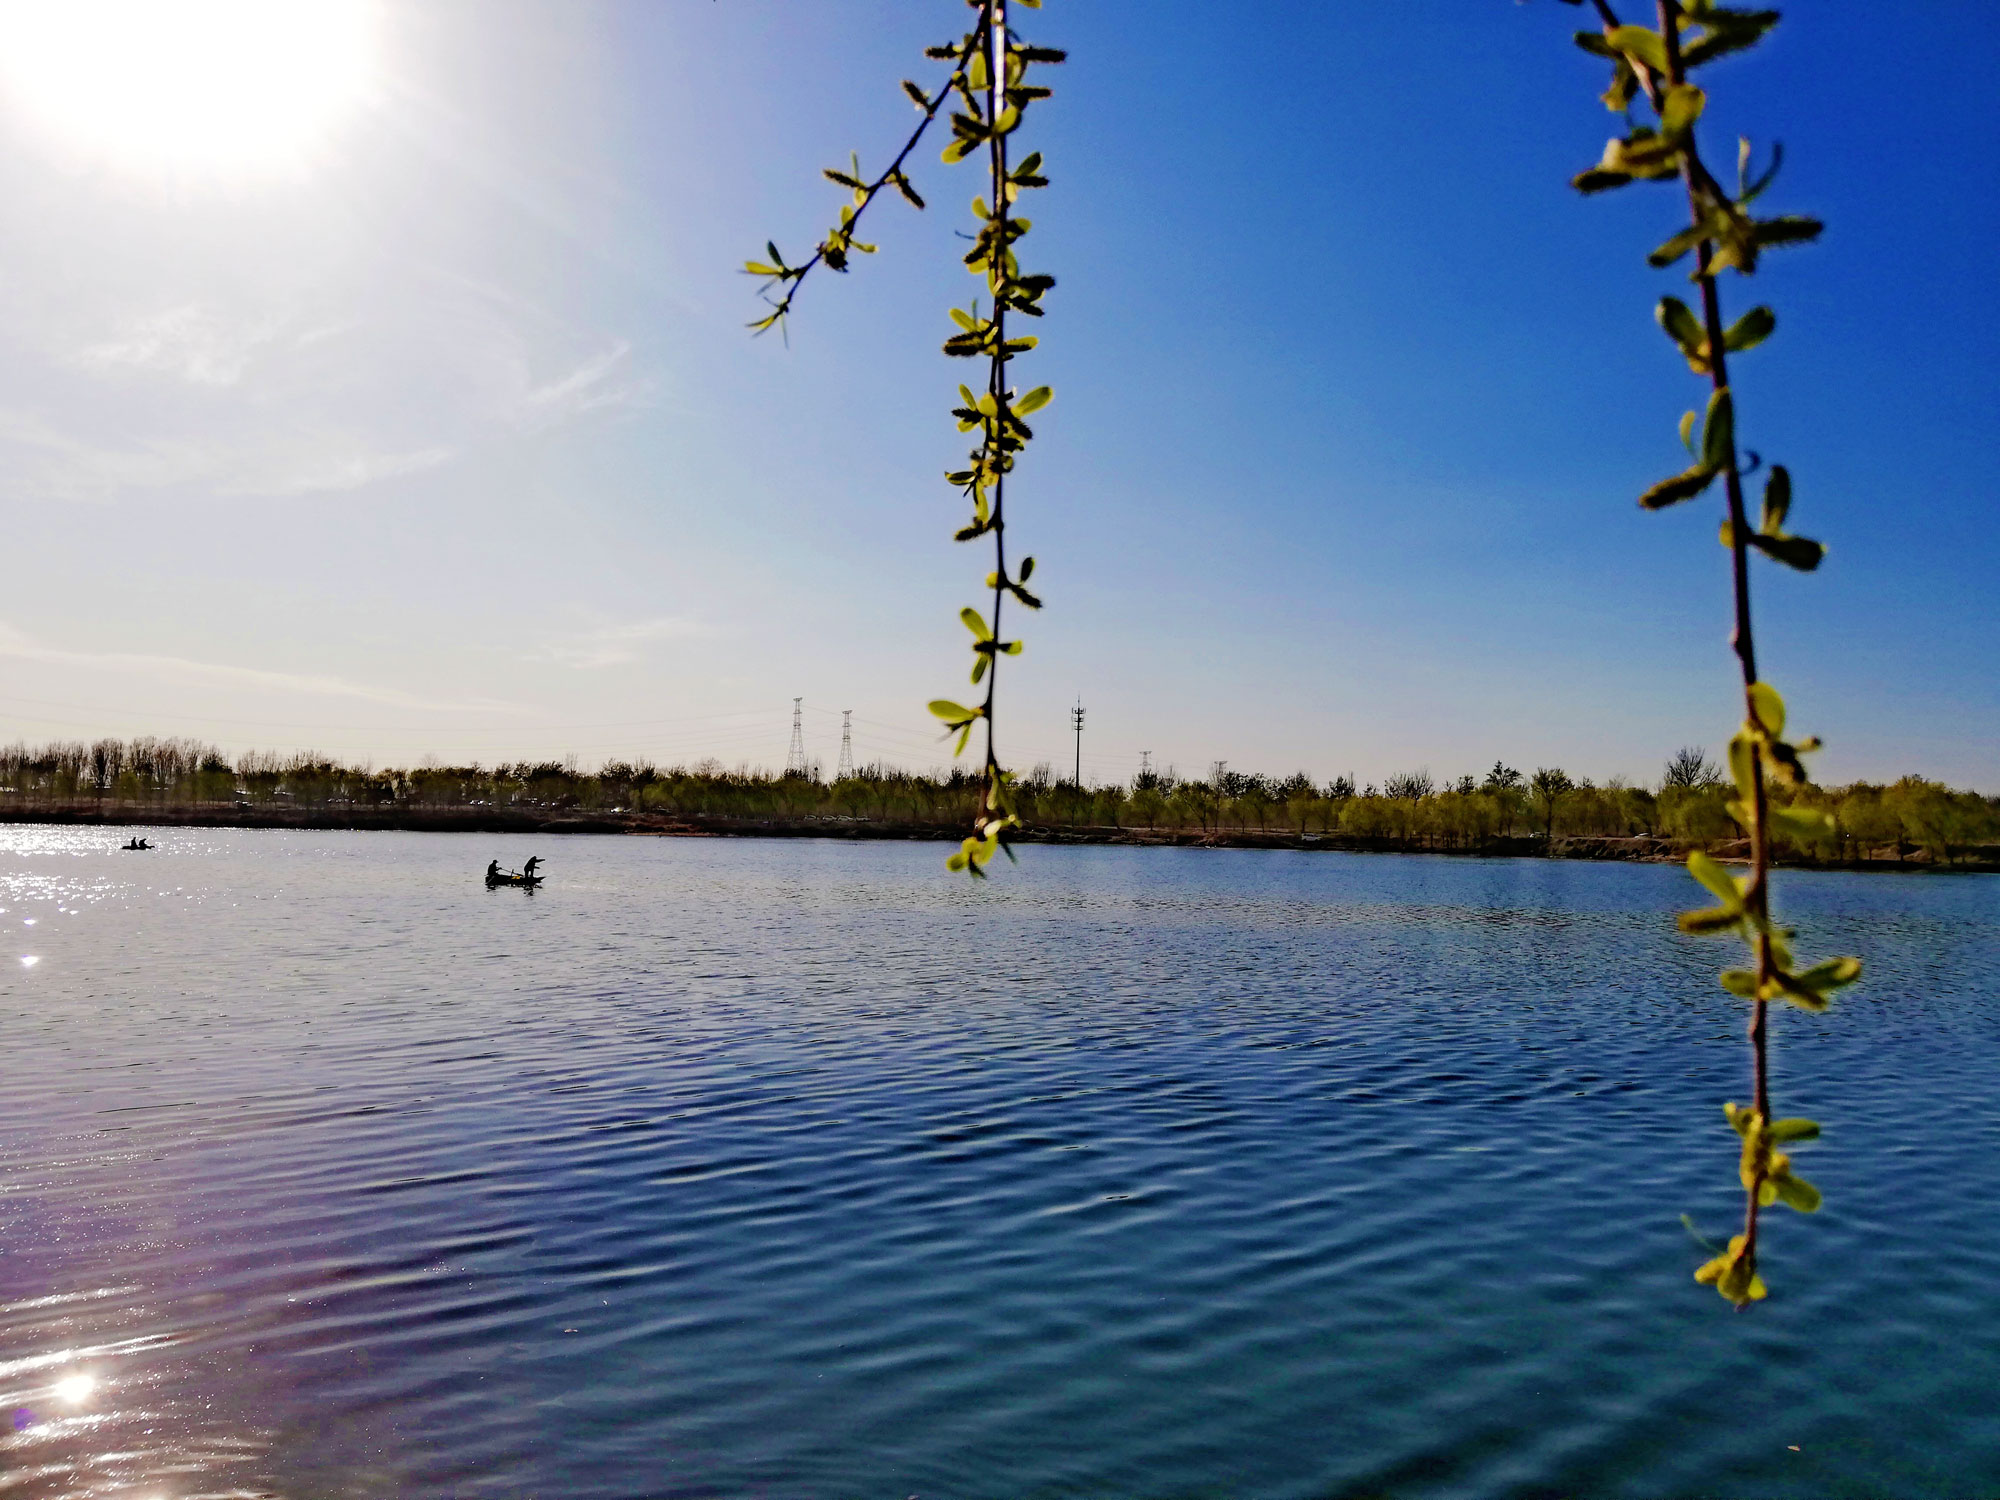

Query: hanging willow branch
[1558,0,1861,1306]
[745,0,1062,877]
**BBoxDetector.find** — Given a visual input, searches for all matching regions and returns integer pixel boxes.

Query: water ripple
[2,830,1997,1497]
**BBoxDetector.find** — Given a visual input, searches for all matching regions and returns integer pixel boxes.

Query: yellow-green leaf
[1680,904,1743,935]
[1640,464,1718,510]
[1694,1233,1767,1305]
[1659,82,1705,137]
[1796,955,1862,992]
[1748,531,1825,571]
[1724,305,1776,353]
[1700,388,1735,471]
[1606,23,1667,73]
[1656,295,1709,370]
[1748,681,1785,738]
[1687,850,1744,905]
[1650,219,1710,268]
[1760,465,1792,532]
[1772,969,1831,1012]
[1772,1171,1821,1213]
[1728,730,1757,798]
[1573,165,1634,194]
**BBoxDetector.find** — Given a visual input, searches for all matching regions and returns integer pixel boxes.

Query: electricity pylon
[836,710,855,780]
[786,697,807,776]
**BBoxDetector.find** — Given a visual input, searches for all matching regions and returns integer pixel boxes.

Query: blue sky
[0,1,1992,789]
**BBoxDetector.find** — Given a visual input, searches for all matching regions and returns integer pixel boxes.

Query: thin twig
[980,0,1008,816]
[1590,0,1746,253]
[752,31,984,332]
[1648,0,1774,1281]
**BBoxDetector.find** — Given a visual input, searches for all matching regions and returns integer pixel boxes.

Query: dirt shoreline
[5,803,1994,873]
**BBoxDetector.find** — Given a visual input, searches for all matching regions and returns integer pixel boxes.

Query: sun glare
[0,0,375,175]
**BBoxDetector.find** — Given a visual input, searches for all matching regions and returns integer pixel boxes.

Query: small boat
[485,871,543,888]
[122,838,154,851]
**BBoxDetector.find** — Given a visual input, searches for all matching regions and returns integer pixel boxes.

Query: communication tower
[836,710,855,780]
[1070,699,1086,786]
[786,697,807,776]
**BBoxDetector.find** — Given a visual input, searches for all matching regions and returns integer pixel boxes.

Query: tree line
[1,736,1992,866]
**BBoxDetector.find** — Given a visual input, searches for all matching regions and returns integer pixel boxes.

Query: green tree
[1528,766,1575,839]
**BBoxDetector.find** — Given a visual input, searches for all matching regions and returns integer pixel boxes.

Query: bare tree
[1662,745,1724,790]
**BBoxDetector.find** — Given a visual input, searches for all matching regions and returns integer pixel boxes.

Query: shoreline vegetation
[3,738,1994,872]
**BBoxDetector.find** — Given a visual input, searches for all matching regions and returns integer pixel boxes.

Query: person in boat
[487,859,502,881]
[522,856,541,879]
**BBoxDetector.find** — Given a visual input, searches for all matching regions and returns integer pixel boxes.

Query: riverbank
[5,801,1995,871]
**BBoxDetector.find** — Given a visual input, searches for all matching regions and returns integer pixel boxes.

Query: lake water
[2,828,1998,1499]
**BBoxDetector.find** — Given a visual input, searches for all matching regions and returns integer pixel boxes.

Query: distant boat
[122,838,153,851]
[485,870,543,888]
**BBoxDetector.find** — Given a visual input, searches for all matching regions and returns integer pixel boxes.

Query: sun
[0,0,376,176]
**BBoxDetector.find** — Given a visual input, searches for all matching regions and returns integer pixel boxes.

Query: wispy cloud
[221,445,455,495]
[518,340,652,425]
[530,616,712,670]
[0,407,220,495]
[0,407,454,501]
[75,305,278,387]
[9,292,643,505]
[0,623,525,712]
